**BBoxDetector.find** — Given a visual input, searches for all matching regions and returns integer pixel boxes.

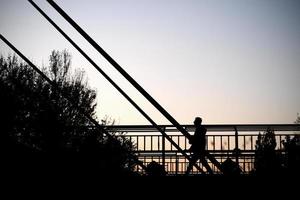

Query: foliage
[254,128,282,174]
[253,115,300,175]
[0,51,138,176]
[281,115,300,175]
[220,158,241,176]
[145,161,167,176]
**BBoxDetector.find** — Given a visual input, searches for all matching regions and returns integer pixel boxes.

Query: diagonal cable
[0,34,148,171]
[27,0,205,173]
[43,0,223,173]
[45,0,193,140]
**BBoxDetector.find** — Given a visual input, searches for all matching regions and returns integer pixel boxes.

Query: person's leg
[185,154,198,175]
[200,153,214,174]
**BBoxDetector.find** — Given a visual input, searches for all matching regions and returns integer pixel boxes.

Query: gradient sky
[1,0,300,125]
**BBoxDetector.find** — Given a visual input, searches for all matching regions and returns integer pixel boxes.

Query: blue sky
[1,0,300,124]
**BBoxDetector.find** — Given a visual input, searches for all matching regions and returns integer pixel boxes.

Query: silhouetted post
[175,153,178,175]
[234,126,239,165]
[162,126,166,169]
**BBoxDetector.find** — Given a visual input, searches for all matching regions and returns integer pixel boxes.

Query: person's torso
[190,126,206,151]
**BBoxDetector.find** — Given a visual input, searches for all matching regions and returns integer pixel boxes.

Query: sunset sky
[1,0,300,125]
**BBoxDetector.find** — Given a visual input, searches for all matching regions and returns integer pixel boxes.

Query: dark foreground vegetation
[0,50,138,178]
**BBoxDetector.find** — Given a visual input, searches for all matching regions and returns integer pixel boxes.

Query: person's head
[194,117,202,126]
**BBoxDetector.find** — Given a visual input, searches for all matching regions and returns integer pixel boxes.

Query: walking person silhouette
[185,117,213,175]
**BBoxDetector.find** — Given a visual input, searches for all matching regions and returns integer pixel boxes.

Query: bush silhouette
[145,161,166,176]
[221,158,241,176]
[254,129,282,175]
[282,135,300,175]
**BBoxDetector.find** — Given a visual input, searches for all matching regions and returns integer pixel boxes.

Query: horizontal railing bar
[133,149,285,153]
[103,124,300,132]
[118,133,298,137]
[137,154,256,158]
[43,124,299,132]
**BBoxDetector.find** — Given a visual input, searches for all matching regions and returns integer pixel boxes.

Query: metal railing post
[162,126,166,170]
[234,126,239,165]
[175,153,178,175]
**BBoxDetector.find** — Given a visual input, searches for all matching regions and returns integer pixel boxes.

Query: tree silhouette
[281,114,300,175]
[282,135,300,175]
[0,51,138,176]
[253,116,300,176]
[254,128,282,175]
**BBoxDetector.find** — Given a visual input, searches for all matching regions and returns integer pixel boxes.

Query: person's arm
[188,135,194,144]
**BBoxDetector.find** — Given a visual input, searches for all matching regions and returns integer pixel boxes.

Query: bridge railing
[105,124,300,174]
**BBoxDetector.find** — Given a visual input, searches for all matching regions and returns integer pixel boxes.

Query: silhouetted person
[185,117,213,175]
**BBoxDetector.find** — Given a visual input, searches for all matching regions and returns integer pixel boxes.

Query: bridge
[105,124,300,175]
